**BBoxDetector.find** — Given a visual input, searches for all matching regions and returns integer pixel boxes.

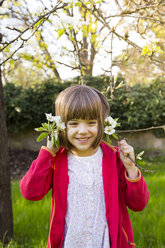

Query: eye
[88,120,97,125]
[68,122,78,126]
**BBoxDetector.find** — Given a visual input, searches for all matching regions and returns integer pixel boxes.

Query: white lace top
[62,147,110,248]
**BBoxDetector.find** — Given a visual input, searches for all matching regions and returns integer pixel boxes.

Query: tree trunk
[0,65,13,243]
[81,36,96,76]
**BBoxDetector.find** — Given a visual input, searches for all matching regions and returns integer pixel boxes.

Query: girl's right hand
[47,137,60,154]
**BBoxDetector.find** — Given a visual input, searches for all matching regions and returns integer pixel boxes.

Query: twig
[0,15,50,66]
[105,14,165,25]
[78,0,165,68]
[1,7,57,51]
[127,154,156,174]
[109,32,114,100]
[115,131,156,173]
[72,29,85,85]
[63,8,85,85]
[1,41,24,65]
[56,60,79,70]
[5,27,22,32]
[0,3,67,66]
[114,0,123,12]
[118,125,165,133]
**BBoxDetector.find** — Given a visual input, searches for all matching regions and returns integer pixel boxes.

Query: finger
[118,139,129,147]
[119,144,129,153]
[120,147,133,156]
[119,141,133,150]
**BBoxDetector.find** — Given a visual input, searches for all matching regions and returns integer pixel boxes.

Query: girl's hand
[118,140,138,179]
[47,137,60,154]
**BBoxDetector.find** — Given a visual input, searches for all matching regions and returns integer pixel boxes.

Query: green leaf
[51,136,54,148]
[46,19,52,24]
[42,123,49,129]
[70,34,75,42]
[64,5,72,10]
[112,133,119,140]
[55,137,60,148]
[116,81,125,89]
[52,122,56,128]
[141,47,148,56]
[34,127,47,132]
[75,2,82,7]
[147,50,152,56]
[36,132,48,142]
[57,29,65,39]
[49,133,60,148]
[106,134,111,144]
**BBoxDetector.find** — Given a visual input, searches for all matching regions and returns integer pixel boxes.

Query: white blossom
[136,151,144,160]
[45,113,53,121]
[52,116,62,123]
[15,107,21,113]
[51,115,66,130]
[36,114,65,148]
[105,116,117,128]
[57,121,66,130]
[104,126,115,135]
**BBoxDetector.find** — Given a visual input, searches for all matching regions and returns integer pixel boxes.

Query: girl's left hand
[118,139,138,179]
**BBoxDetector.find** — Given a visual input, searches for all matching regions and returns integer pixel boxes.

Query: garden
[1,1,165,247]
[0,76,165,248]
[0,151,165,248]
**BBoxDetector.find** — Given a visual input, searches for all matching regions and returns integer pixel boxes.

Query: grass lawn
[129,155,165,248]
[1,154,165,248]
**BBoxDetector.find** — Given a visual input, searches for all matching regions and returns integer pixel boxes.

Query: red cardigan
[20,142,149,248]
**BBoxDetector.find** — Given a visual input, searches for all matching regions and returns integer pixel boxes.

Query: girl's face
[67,119,99,156]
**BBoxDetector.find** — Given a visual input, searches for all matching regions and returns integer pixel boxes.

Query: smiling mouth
[76,137,91,143]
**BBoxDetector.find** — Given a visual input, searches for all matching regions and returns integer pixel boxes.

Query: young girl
[20,85,149,248]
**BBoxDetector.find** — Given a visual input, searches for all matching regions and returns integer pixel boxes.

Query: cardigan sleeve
[19,147,56,201]
[117,151,149,211]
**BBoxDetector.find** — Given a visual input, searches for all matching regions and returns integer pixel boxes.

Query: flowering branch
[0,3,67,66]
[34,113,66,148]
[78,0,165,70]
[104,116,156,173]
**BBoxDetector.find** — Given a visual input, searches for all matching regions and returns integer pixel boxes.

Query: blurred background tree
[1,0,165,86]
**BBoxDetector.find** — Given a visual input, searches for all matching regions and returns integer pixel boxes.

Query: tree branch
[56,60,79,70]
[113,0,123,12]
[0,14,51,66]
[105,14,164,25]
[78,0,165,69]
[72,29,85,85]
[0,3,67,65]
[118,125,165,133]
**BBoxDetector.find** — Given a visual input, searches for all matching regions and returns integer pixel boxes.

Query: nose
[78,123,88,134]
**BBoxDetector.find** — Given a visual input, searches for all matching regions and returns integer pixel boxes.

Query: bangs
[66,88,102,121]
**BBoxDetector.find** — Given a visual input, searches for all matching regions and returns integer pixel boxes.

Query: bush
[109,78,165,131]
[3,77,165,134]
[4,80,72,133]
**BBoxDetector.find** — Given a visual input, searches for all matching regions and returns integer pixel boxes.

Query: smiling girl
[20,85,149,248]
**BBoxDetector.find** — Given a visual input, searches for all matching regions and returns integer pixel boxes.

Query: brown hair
[55,85,110,149]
